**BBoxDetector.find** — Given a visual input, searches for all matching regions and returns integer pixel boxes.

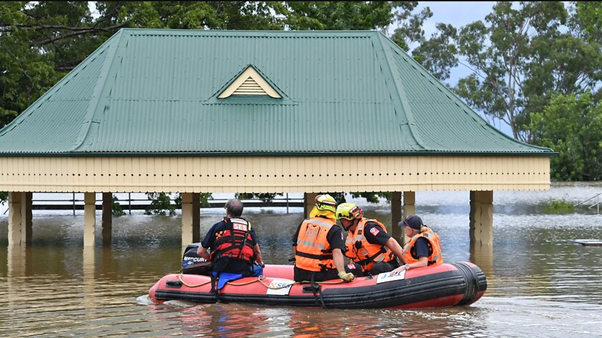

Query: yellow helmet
[336,203,363,221]
[314,194,337,213]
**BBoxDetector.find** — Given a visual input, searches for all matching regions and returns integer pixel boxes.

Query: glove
[338,271,355,282]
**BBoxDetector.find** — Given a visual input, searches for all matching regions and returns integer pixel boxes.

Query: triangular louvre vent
[218,66,281,99]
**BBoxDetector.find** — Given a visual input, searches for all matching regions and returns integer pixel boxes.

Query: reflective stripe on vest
[294,217,336,272]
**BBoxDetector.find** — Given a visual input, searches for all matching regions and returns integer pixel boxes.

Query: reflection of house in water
[0,30,554,249]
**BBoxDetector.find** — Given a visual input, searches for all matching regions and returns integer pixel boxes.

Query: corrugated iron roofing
[0,29,553,156]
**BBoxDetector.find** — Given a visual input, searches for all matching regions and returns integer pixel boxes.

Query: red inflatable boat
[149,262,487,309]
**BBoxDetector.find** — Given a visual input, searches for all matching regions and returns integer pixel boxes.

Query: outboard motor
[181,243,213,275]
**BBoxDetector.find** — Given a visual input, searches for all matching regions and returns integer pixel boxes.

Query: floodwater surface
[0,183,601,337]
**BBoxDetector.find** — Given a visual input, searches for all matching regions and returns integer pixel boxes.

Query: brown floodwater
[1,183,601,337]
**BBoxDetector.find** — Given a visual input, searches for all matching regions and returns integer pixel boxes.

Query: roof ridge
[71,30,125,151]
[121,28,382,36]
[0,31,123,139]
[376,33,426,150]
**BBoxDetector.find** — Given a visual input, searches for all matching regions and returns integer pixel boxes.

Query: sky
[413,1,495,84]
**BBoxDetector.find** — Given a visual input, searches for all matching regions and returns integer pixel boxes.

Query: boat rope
[226,278,264,287]
[177,274,211,288]
[226,276,295,289]
[259,280,293,289]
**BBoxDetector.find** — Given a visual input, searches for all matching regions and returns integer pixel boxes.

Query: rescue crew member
[391,215,443,275]
[197,198,265,277]
[336,203,406,275]
[292,194,359,283]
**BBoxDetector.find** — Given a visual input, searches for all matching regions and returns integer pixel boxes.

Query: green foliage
[411,23,458,82]
[174,193,182,209]
[198,193,212,207]
[0,191,7,205]
[452,1,602,142]
[389,3,434,52]
[280,1,402,31]
[98,1,285,30]
[0,1,109,127]
[576,2,602,40]
[143,192,210,214]
[112,195,126,216]
[529,92,602,181]
[541,198,574,214]
[145,192,176,216]
[234,192,390,206]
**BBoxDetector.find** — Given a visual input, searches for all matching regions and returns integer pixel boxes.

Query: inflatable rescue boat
[148,244,487,309]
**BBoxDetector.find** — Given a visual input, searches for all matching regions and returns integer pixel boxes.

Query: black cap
[398,215,423,230]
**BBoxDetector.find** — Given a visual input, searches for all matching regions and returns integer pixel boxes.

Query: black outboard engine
[181,243,213,275]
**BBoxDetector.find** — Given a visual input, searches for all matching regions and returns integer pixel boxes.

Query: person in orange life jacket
[197,198,265,277]
[292,194,360,283]
[391,215,444,275]
[335,203,406,276]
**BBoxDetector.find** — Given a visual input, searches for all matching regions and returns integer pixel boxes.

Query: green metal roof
[0,29,553,156]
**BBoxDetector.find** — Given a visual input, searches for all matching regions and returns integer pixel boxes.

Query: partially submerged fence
[575,192,601,214]
[25,193,304,215]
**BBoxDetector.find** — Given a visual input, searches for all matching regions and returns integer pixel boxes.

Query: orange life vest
[294,217,337,272]
[210,217,256,264]
[402,227,443,266]
[345,219,396,272]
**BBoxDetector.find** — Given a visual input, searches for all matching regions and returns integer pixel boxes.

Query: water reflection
[7,245,26,277]
[156,303,276,337]
[83,245,96,320]
[146,302,484,338]
[140,299,602,338]
[470,241,494,279]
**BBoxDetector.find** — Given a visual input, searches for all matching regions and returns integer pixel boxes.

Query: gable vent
[234,77,265,95]
[219,66,281,99]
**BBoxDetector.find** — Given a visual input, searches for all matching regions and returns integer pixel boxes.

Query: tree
[528,92,602,181]
[454,1,575,142]
[278,1,402,31]
[576,1,602,39]
[411,22,458,82]
[0,2,79,127]
[452,2,602,142]
[145,192,176,216]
